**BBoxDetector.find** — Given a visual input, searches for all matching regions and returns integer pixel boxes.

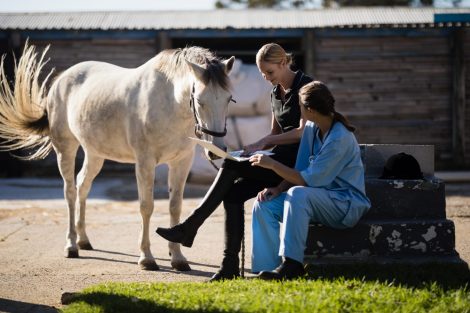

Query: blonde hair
[256,43,293,66]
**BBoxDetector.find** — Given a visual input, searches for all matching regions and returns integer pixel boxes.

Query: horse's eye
[230,96,237,103]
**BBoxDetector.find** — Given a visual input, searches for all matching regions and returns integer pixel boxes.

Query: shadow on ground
[106,181,209,201]
[0,298,58,313]
[62,292,226,313]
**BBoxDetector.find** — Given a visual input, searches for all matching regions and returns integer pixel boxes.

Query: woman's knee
[285,186,316,219]
[286,186,310,204]
[252,200,263,216]
[252,200,271,218]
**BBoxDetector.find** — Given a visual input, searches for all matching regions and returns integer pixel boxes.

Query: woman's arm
[242,114,280,153]
[249,154,306,186]
[263,117,305,146]
[243,117,305,154]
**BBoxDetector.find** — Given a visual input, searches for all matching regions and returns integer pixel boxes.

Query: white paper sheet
[189,137,273,162]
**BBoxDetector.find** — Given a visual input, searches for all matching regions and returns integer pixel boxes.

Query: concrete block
[360,144,434,178]
[305,219,456,258]
[364,178,446,219]
[303,256,470,285]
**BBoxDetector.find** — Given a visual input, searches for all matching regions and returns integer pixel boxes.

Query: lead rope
[207,158,220,171]
[241,206,245,278]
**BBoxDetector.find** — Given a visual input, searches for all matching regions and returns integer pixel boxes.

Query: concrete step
[303,255,470,286]
[305,219,456,258]
[360,144,434,178]
[364,178,446,219]
[435,171,470,183]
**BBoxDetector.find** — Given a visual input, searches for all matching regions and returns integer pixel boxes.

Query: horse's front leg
[135,158,159,271]
[167,151,194,271]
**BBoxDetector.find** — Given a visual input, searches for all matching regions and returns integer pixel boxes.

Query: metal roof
[0,8,469,30]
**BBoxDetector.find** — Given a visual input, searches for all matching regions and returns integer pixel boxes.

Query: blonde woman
[157,43,313,281]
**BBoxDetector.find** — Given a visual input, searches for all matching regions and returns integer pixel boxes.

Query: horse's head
[186,56,235,160]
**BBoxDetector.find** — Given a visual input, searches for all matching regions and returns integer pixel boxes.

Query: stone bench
[304,144,464,266]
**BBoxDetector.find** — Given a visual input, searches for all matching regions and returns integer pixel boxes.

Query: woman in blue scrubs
[249,81,371,280]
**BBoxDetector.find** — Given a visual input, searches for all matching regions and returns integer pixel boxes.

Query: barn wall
[313,28,456,169]
[30,38,157,73]
[1,27,469,177]
[464,28,470,166]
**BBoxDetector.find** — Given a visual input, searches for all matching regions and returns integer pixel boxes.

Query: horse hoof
[171,261,191,272]
[78,242,93,250]
[139,261,160,271]
[65,249,79,258]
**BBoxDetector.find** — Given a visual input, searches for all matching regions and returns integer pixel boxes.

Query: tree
[326,0,433,6]
[215,0,315,8]
[215,0,435,8]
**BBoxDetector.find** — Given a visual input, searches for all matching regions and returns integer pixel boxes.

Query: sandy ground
[0,177,469,313]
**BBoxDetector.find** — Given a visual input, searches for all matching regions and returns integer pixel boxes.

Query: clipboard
[189,137,274,162]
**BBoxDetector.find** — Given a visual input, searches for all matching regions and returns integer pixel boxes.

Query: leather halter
[189,83,228,138]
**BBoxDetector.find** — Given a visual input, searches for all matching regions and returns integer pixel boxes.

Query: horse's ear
[185,59,205,82]
[223,56,235,75]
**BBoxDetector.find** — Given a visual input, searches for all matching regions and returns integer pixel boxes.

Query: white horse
[0,42,234,271]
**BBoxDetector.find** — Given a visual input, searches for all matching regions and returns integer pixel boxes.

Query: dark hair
[299,81,355,132]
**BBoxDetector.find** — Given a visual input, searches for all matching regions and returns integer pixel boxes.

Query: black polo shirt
[270,71,313,167]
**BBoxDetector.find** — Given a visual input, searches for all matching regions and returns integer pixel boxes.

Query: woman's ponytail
[333,111,356,132]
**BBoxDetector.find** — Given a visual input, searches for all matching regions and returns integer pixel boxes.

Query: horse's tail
[0,41,54,160]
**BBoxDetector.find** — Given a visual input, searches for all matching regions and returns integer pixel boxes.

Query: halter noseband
[189,84,227,138]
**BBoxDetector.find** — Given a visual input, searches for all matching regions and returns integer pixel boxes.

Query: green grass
[61,276,470,313]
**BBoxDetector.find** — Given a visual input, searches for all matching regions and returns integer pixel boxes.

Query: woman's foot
[257,257,305,281]
[208,254,240,282]
[156,224,196,247]
[209,269,240,282]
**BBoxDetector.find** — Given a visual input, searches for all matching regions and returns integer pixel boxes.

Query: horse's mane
[155,47,230,91]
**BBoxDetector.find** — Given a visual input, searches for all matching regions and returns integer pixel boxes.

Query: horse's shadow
[81,248,220,277]
[92,248,138,258]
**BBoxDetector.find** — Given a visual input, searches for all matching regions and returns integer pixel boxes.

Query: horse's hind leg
[135,157,159,271]
[76,153,104,250]
[54,142,80,258]
[167,151,194,271]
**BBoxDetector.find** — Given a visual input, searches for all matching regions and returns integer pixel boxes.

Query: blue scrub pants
[251,186,348,273]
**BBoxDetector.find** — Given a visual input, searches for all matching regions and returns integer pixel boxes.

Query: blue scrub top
[295,120,371,227]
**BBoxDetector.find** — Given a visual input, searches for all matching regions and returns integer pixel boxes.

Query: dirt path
[0,178,469,312]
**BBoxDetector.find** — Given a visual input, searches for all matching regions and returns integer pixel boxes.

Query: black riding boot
[156,168,238,247]
[209,202,244,282]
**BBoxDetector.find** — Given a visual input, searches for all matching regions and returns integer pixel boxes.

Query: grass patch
[61,277,469,313]
[61,262,470,312]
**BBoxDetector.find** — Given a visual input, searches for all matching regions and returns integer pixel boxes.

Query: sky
[0,0,217,12]
[0,0,467,12]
